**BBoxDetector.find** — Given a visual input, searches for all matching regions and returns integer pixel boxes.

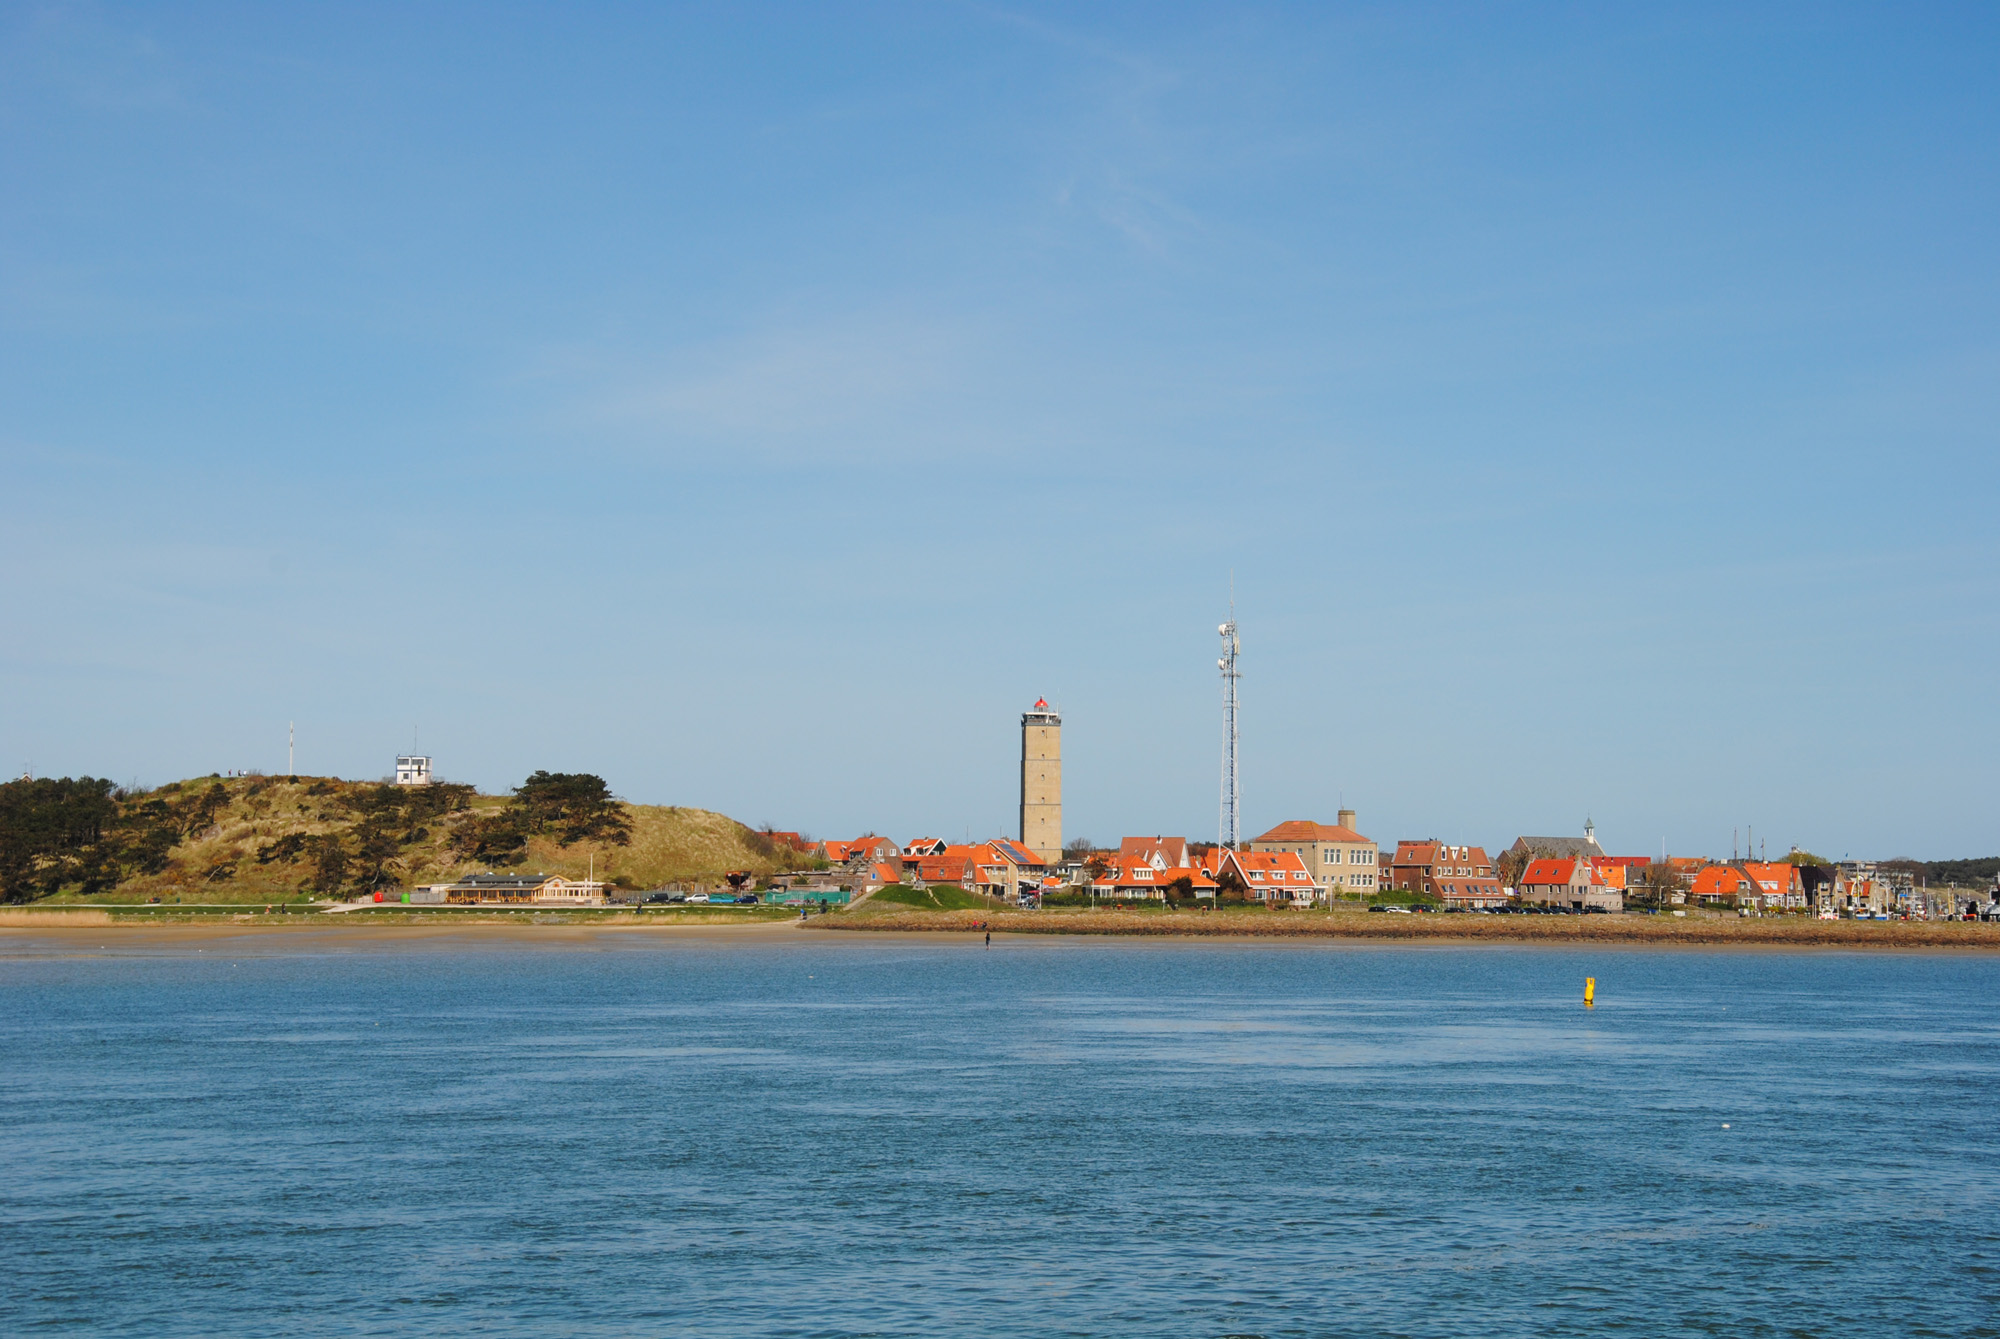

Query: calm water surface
[2,930,1996,1337]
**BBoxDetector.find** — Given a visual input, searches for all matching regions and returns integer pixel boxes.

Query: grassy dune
[35,776,818,904]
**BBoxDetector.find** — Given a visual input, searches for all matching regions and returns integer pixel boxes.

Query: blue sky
[3,2,1995,860]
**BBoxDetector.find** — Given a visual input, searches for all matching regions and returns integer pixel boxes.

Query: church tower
[1020,699,1062,864]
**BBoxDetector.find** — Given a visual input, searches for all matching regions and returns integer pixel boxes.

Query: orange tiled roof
[1218,849,1316,886]
[1740,861,1800,893]
[1092,860,1217,891]
[985,839,1046,867]
[1521,857,1581,885]
[1118,836,1191,868]
[1691,865,1759,896]
[1394,841,1493,867]
[1252,820,1370,845]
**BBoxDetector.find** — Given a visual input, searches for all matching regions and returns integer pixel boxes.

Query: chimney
[1338,808,1357,833]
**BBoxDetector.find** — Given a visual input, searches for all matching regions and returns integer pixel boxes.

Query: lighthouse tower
[1020,698,1063,864]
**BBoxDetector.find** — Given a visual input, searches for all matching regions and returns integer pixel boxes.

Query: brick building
[1389,840,1506,908]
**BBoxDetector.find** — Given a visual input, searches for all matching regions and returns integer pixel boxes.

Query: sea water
[2,931,1996,1337]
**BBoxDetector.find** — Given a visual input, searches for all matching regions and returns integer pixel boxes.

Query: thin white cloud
[578,313,982,460]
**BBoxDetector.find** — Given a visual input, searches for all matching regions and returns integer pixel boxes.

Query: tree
[1926,856,2000,890]
[1635,861,1687,908]
[307,837,350,894]
[1495,845,1540,890]
[448,812,528,865]
[513,772,632,845]
[0,777,120,902]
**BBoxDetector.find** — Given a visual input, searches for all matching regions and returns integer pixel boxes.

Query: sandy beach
[0,912,811,954]
[3,905,1995,950]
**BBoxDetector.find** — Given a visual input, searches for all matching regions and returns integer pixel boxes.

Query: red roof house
[1215,848,1318,904]
[1518,857,1622,912]
[1090,858,1217,900]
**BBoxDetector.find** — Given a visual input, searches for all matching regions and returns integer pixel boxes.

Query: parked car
[686,893,710,904]
[735,893,759,905]
[642,892,674,904]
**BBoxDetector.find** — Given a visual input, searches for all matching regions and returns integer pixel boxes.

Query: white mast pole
[1218,589,1241,850]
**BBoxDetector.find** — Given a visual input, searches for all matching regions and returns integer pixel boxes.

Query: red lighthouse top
[1033,698,1048,709]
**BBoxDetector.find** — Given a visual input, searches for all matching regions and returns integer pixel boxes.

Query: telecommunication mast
[1218,601,1241,849]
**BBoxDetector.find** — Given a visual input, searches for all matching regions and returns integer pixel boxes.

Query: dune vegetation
[0,773,822,904]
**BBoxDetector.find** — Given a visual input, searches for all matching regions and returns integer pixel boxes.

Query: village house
[907,840,1046,902]
[1689,861,1804,910]
[1388,840,1507,908]
[1247,810,1379,902]
[1517,857,1622,912]
[820,836,901,870]
[1688,864,1749,905]
[1215,848,1318,904]
[1742,861,1804,910]
[1118,836,1196,871]
[976,839,1048,902]
[903,837,948,858]
[908,850,978,892]
[1087,837,1216,902]
[1091,857,1218,901]
[1834,861,1913,915]
[1594,855,1652,890]
[1593,860,1630,899]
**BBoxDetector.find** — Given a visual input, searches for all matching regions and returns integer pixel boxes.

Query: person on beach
[985,930,991,948]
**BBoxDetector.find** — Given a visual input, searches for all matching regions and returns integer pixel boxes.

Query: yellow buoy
[1584,977,1596,1007]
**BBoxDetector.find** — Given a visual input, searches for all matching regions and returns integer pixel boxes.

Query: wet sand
[0,916,811,955]
[4,907,1994,951]
[816,907,2000,948]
